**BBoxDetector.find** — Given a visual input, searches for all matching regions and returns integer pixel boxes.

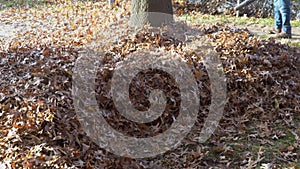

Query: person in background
[270,0,292,38]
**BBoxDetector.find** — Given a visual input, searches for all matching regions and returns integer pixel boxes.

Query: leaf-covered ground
[0,0,299,168]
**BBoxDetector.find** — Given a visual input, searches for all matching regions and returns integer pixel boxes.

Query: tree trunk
[129,0,174,27]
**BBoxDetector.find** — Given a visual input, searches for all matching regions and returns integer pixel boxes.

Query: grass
[223,119,299,168]
[0,0,50,9]
[256,128,298,168]
[288,42,300,48]
[181,13,300,27]
[180,13,300,48]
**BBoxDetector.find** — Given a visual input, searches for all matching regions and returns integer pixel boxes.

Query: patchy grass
[259,34,271,40]
[288,41,300,48]
[257,129,297,167]
[224,119,299,168]
[180,13,300,48]
[256,35,300,48]
[181,13,300,27]
[0,0,50,9]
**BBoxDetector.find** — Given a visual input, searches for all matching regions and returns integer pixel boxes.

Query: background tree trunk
[129,0,174,27]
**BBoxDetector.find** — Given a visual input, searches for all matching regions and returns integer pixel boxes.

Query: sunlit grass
[181,13,300,27]
[288,41,300,48]
[0,0,52,9]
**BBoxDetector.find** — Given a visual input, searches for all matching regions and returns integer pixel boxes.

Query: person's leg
[274,0,282,30]
[279,0,291,34]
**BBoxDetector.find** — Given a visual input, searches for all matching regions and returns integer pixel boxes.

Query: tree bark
[129,0,174,27]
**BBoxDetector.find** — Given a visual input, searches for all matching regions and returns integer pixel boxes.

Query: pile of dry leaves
[0,0,299,168]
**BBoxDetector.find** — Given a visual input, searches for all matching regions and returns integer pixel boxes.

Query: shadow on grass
[0,0,53,10]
